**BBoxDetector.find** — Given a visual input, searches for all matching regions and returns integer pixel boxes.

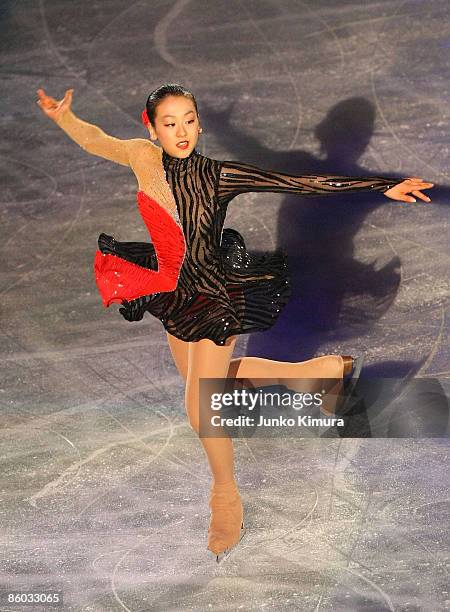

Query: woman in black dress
[37,84,433,562]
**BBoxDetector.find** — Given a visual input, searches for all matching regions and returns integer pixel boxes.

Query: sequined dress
[95,148,399,345]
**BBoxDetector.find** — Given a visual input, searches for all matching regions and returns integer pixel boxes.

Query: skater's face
[148,95,201,158]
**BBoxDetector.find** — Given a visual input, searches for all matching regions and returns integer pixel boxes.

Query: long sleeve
[217,159,401,207]
[55,109,132,166]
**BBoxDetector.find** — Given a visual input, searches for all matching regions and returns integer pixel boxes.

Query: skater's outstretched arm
[37,88,150,166]
[217,160,433,206]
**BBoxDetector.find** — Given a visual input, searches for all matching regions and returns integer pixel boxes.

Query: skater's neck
[162,148,199,172]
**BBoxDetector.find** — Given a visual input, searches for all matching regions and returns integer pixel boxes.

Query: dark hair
[145,83,199,126]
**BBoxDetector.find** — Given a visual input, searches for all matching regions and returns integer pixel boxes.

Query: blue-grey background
[1,0,449,610]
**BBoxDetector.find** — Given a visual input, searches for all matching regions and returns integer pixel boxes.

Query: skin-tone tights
[167,332,344,485]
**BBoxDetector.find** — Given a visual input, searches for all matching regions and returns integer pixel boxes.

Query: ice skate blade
[340,355,365,414]
[208,521,246,564]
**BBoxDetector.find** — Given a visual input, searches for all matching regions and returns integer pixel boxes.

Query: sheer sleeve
[217,160,401,207]
[55,109,141,166]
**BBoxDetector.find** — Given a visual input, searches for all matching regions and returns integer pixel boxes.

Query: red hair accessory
[141,108,150,127]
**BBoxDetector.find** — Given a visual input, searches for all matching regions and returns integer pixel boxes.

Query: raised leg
[229,355,345,415]
[167,332,345,416]
[227,354,344,388]
[167,332,344,385]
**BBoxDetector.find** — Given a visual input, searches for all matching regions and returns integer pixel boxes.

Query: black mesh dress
[100,149,399,345]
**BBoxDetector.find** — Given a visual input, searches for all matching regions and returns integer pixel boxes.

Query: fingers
[405,178,434,188]
[36,88,56,110]
[405,177,426,182]
[64,89,74,107]
[404,177,433,202]
[36,87,73,108]
[385,177,434,204]
[412,190,432,203]
[37,98,55,111]
[36,98,50,111]
[37,88,52,102]
[397,190,431,203]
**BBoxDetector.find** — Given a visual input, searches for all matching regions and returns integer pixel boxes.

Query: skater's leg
[185,335,237,484]
[227,354,344,385]
[167,332,344,386]
[184,335,244,557]
[166,332,189,382]
[227,355,345,415]
[167,331,238,482]
[167,333,343,415]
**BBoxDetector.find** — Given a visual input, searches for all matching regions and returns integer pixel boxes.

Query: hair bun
[141,109,150,127]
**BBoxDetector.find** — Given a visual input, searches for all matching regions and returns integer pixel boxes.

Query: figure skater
[36,85,433,562]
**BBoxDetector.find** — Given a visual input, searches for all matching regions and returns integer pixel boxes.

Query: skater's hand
[384,178,434,203]
[36,88,73,123]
